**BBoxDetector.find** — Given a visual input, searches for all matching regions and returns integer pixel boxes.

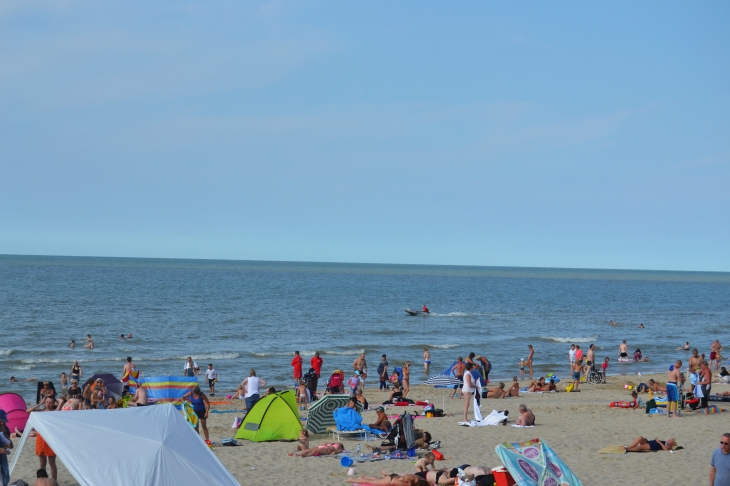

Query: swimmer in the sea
[84,334,94,349]
[423,348,431,371]
[677,342,690,351]
[70,339,75,349]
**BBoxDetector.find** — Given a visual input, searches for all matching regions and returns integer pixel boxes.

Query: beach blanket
[333,407,365,431]
[458,410,507,427]
[597,445,626,454]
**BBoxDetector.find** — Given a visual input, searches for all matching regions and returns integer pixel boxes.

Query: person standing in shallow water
[423,348,431,371]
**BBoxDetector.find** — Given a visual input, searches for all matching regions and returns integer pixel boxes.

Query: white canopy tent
[9,404,240,486]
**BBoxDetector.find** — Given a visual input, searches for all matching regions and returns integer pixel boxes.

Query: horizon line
[1,252,727,275]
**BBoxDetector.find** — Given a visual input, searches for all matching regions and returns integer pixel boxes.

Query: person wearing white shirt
[568,344,576,373]
[184,357,197,377]
[205,364,218,396]
[241,369,266,411]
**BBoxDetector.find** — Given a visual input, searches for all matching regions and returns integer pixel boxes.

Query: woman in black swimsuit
[624,436,676,452]
[70,361,81,382]
[415,470,454,485]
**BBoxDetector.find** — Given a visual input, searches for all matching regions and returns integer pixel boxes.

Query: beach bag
[645,399,656,413]
[565,383,574,393]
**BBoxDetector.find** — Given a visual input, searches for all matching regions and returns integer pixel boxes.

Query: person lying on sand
[345,470,429,486]
[526,378,546,393]
[515,404,534,426]
[624,436,676,452]
[289,442,344,457]
[449,465,491,477]
[485,383,508,399]
[647,379,666,393]
[414,468,456,485]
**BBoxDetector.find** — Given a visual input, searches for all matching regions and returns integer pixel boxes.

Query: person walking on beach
[450,357,465,399]
[710,433,730,486]
[527,345,534,379]
[206,363,217,396]
[667,360,682,419]
[402,361,411,398]
[377,355,389,391]
[182,386,210,441]
[619,341,628,361]
[311,351,323,377]
[242,369,265,411]
[423,348,431,371]
[462,363,476,421]
[291,351,303,384]
[183,357,197,377]
[568,344,576,372]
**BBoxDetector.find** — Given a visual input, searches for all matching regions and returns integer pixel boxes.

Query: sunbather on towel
[368,406,392,432]
[288,442,344,457]
[526,378,546,393]
[624,436,676,452]
[515,404,534,426]
[345,470,429,486]
[414,468,456,485]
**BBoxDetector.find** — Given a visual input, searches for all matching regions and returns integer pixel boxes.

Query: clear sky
[1,2,728,271]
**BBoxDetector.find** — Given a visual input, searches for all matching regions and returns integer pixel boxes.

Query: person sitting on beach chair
[368,406,392,432]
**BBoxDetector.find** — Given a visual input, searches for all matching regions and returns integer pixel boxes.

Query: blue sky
[1,2,728,271]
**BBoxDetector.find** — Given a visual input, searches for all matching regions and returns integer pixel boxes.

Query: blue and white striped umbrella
[423,375,463,387]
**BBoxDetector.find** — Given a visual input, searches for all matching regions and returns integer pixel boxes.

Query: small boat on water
[405,308,429,316]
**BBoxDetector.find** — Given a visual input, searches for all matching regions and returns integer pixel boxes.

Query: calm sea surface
[1,255,729,401]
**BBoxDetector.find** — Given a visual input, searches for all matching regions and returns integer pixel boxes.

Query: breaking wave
[540,335,598,343]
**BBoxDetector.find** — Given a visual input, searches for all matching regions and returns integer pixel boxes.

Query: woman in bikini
[289,442,344,457]
[345,470,429,486]
[414,469,457,485]
[70,361,82,383]
[507,376,520,396]
[624,436,676,452]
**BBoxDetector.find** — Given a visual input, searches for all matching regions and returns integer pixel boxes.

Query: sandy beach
[8,373,729,485]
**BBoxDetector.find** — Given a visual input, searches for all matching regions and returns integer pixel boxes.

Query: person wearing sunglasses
[710,433,730,486]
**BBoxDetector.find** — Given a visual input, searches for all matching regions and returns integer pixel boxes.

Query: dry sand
[8,374,730,485]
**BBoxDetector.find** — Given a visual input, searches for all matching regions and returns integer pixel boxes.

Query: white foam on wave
[428,344,460,349]
[541,335,598,343]
[11,365,33,370]
[0,349,13,356]
[21,352,241,365]
[323,349,365,356]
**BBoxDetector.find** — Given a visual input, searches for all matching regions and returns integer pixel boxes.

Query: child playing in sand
[415,452,435,472]
[295,429,309,451]
[519,358,525,379]
[297,381,308,410]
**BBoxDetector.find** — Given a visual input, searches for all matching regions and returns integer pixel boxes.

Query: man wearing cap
[26,397,59,481]
[0,409,13,486]
[367,407,392,433]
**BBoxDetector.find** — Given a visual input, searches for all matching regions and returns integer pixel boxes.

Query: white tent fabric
[9,404,240,486]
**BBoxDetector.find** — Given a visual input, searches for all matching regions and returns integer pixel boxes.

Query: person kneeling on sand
[486,383,508,399]
[289,442,344,457]
[415,452,436,472]
[516,404,534,426]
[624,436,676,452]
[368,406,392,432]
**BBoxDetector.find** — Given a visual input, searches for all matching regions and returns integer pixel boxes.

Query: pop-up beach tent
[9,405,240,486]
[495,438,582,486]
[0,393,29,433]
[235,390,302,442]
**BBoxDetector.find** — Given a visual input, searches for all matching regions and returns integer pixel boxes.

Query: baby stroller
[325,369,345,394]
[586,364,606,384]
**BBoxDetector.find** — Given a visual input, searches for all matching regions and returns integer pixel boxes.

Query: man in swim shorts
[666,359,682,419]
[450,357,465,399]
[619,340,628,361]
[26,397,59,480]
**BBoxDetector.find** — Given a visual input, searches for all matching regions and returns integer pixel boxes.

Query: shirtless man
[450,357,466,399]
[689,348,701,385]
[34,469,59,486]
[352,353,367,385]
[485,382,508,399]
[666,360,682,419]
[526,345,534,379]
[423,348,431,371]
[402,361,411,398]
[697,360,712,414]
[123,356,134,380]
[571,359,582,392]
[84,334,94,349]
[129,382,148,407]
[618,340,628,361]
[516,404,534,426]
[586,344,595,369]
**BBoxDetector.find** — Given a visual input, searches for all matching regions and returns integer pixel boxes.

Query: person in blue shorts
[666,360,682,419]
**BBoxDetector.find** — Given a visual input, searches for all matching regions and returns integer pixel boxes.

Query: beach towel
[459,410,508,427]
[333,407,364,431]
[597,445,627,454]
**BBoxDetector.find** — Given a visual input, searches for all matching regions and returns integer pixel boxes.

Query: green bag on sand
[645,399,656,413]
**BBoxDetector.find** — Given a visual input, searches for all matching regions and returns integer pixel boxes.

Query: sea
[1,255,729,401]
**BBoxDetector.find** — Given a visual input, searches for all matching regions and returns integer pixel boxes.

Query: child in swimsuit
[415,452,435,472]
[519,359,525,379]
[297,381,308,411]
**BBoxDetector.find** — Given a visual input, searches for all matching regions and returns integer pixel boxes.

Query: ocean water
[1,255,729,401]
